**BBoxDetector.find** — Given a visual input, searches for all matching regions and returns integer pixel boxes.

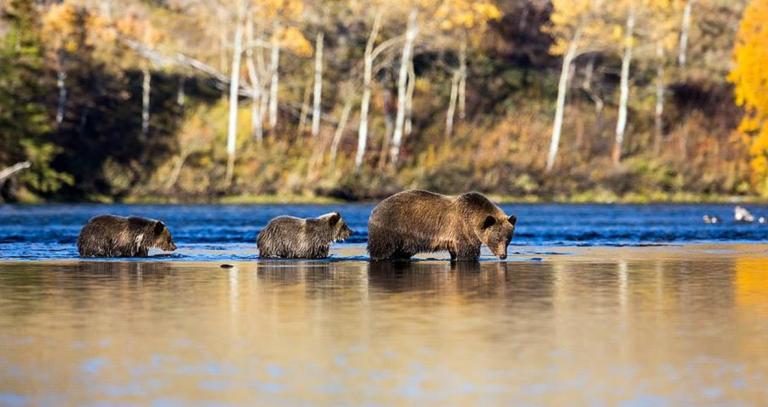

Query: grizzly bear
[77,215,177,257]
[257,212,352,259]
[367,190,516,261]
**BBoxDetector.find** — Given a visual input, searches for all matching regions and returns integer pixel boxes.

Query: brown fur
[367,190,516,261]
[77,215,177,257]
[257,212,352,259]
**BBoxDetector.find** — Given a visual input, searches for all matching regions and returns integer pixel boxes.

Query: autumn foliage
[0,0,760,202]
[730,0,768,192]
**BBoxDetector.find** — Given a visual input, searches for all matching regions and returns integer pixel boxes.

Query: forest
[1,0,767,203]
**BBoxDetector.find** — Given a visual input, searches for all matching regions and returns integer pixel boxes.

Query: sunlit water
[2,205,768,404]
[1,246,768,404]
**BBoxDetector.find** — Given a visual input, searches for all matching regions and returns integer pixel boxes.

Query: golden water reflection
[1,246,767,404]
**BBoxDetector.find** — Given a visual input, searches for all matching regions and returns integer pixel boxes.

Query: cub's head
[476,214,516,260]
[320,212,352,242]
[153,221,177,252]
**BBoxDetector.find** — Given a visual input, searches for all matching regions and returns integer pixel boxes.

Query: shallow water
[1,245,768,404]
[2,203,768,260]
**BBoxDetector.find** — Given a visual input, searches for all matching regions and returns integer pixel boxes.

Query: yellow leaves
[279,26,312,57]
[434,0,501,31]
[41,1,114,52]
[41,2,80,51]
[114,13,164,46]
[255,0,304,20]
[730,0,768,190]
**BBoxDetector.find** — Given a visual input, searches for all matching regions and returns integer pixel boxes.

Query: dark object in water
[220,264,235,269]
[77,215,177,257]
[257,212,352,259]
[734,206,755,223]
[367,189,516,261]
[703,215,721,224]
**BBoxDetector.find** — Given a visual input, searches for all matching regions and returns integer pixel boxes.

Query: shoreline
[7,193,768,205]
[3,243,767,265]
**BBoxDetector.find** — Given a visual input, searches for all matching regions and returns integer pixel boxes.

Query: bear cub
[257,212,352,259]
[77,215,177,257]
[367,190,516,261]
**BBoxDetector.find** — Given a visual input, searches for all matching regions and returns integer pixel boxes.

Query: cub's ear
[481,215,496,229]
[508,215,517,226]
[154,221,166,235]
[327,212,341,226]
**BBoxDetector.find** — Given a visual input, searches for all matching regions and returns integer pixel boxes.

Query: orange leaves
[730,0,768,189]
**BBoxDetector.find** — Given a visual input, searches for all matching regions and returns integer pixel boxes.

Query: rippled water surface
[2,204,768,404]
[1,247,768,404]
[2,203,768,260]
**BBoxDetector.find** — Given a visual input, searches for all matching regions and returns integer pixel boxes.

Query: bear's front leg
[450,243,480,262]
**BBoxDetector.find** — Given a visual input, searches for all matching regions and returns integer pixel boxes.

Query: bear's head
[476,214,516,260]
[321,212,352,242]
[153,221,177,252]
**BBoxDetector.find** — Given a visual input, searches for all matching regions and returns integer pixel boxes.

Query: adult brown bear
[367,190,516,261]
[77,215,177,257]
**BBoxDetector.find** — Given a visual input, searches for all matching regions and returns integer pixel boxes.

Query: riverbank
[26,191,768,205]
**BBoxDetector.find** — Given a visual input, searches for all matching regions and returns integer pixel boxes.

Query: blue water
[1,203,767,260]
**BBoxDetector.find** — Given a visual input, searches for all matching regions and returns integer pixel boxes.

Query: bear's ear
[508,215,517,226]
[327,212,341,226]
[481,215,496,229]
[154,221,166,235]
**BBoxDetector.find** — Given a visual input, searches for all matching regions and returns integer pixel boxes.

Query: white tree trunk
[654,41,665,155]
[445,69,460,138]
[245,14,263,143]
[0,161,31,182]
[298,83,312,134]
[355,11,382,169]
[613,5,635,166]
[678,0,693,68]
[225,3,245,185]
[268,26,280,130]
[330,96,354,162]
[545,29,581,172]
[311,32,324,137]
[458,38,467,120]
[141,64,151,139]
[404,59,415,136]
[176,76,186,109]
[389,10,418,166]
[56,54,67,126]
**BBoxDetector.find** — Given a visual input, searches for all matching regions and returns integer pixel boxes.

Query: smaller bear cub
[257,212,352,259]
[77,215,177,257]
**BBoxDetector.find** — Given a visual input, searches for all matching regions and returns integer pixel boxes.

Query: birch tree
[389,9,418,166]
[225,0,246,185]
[612,2,636,166]
[311,31,324,137]
[435,0,501,137]
[677,0,693,68]
[354,10,382,169]
[545,0,602,172]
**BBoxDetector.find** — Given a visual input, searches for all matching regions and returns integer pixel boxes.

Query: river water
[1,204,767,404]
[1,203,768,260]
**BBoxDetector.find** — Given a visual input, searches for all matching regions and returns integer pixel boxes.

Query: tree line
[0,0,763,202]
